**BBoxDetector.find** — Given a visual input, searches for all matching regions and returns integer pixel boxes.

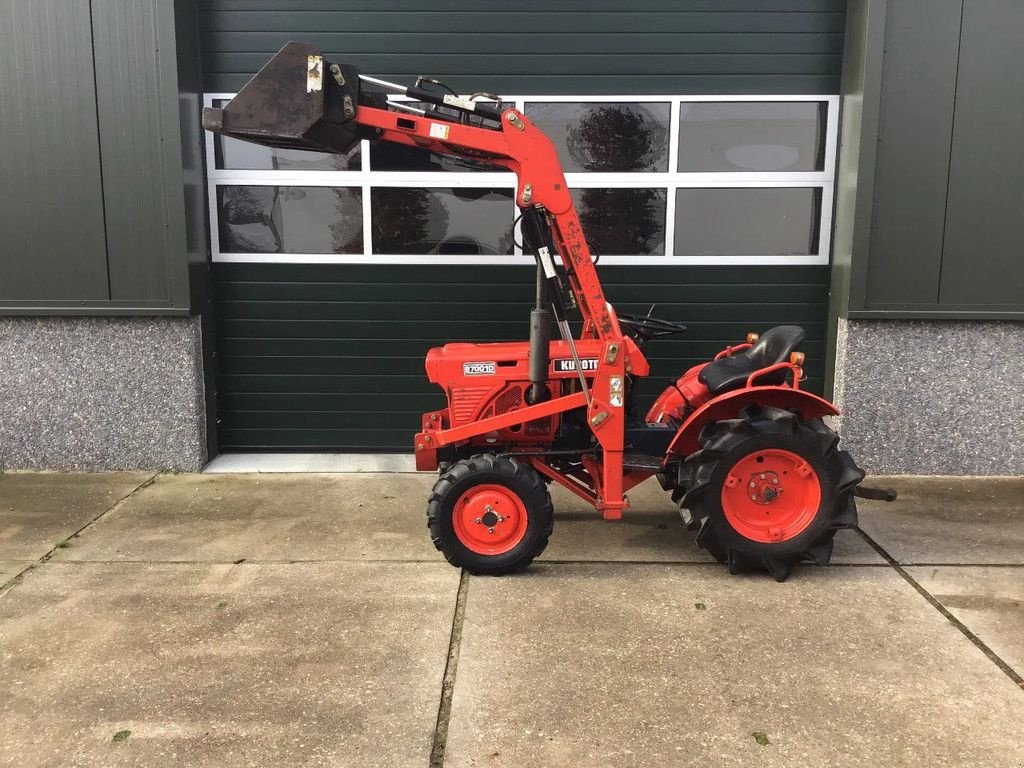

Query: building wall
[833,318,1024,475]
[839,0,1024,318]
[0,0,191,314]
[0,318,206,471]
[0,2,213,472]
[199,0,845,452]
[830,1,1023,476]
[198,0,846,94]
[213,263,830,451]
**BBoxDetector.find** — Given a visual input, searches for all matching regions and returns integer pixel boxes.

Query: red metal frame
[746,361,804,388]
[715,342,752,360]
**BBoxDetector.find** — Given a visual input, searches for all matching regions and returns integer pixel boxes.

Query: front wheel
[427,454,553,575]
[680,405,864,581]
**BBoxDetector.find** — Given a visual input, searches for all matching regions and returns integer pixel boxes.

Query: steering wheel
[617,312,687,342]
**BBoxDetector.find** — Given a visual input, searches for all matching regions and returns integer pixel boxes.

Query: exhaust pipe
[527,265,552,404]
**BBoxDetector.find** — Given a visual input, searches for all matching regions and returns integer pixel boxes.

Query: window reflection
[370,143,497,173]
[678,102,826,172]
[216,137,361,171]
[674,188,821,256]
[571,189,666,255]
[525,102,670,172]
[218,186,363,254]
[371,188,514,255]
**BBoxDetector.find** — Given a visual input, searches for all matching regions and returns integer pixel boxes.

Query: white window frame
[204,93,839,266]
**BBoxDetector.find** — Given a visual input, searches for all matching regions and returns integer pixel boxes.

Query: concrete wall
[0,317,206,471]
[834,318,1024,475]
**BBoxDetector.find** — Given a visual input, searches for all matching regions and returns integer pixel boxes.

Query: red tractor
[206,43,887,581]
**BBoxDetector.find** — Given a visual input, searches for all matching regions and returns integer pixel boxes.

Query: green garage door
[199,0,844,452]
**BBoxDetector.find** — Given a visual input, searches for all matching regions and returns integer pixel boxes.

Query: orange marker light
[746,332,760,344]
[790,352,806,366]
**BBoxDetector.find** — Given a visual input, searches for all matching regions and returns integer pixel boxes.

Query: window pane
[215,137,361,171]
[525,102,670,173]
[217,186,363,254]
[571,188,666,256]
[213,101,360,171]
[371,188,513,255]
[370,142,497,173]
[674,188,821,256]
[677,102,827,172]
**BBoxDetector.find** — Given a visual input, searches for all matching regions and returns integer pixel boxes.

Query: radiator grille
[450,385,495,424]
[494,386,523,415]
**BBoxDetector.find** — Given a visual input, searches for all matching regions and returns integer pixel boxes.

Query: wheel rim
[452,483,529,555]
[720,448,822,543]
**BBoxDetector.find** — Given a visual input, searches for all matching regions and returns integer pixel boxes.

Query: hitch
[853,485,898,502]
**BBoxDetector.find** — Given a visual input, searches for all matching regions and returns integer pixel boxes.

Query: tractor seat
[698,325,806,395]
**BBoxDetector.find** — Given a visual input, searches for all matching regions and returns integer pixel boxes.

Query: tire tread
[427,454,553,575]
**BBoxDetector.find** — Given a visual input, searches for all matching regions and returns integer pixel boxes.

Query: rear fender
[665,386,839,459]
[646,362,708,424]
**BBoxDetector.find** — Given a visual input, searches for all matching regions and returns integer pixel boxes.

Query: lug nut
[488,527,495,534]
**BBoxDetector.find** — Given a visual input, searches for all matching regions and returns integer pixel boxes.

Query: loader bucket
[201,41,371,155]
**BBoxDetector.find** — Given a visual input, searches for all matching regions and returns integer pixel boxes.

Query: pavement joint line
[0,471,160,597]
[429,568,469,768]
[46,558,445,565]
[535,560,894,568]
[30,558,896,568]
[855,526,1024,692]
[896,562,1024,568]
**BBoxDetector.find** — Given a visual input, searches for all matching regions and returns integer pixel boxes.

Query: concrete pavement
[0,472,152,560]
[0,471,1022,767]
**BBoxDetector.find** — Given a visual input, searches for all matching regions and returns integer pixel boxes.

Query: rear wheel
[680,404,864,581]
[428,454,553,575]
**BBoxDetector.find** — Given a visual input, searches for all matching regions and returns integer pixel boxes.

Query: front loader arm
[204,41,638,518]
[354,105,621,339]
[202,41,618,343]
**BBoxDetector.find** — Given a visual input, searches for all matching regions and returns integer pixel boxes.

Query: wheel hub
[721,449,822,543]
[748,471,783,504]
[452,484,529,555]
